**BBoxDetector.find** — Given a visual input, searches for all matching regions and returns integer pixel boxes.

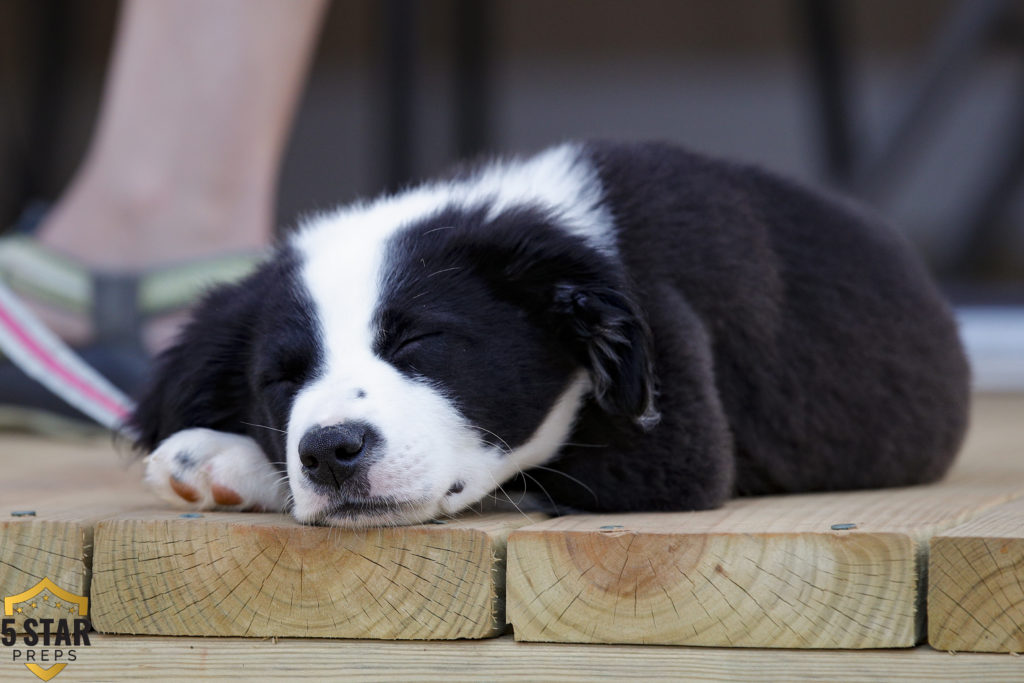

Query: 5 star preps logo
[3,578,91,681]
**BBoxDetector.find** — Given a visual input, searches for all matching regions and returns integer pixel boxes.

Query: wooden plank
[43,634,1024,682]
[90,510,543,639]
[0,435,150,631]
[5,394,1022,650]
[0,434,144,502]
[507,395,1024,648]
[929,496,1024,653]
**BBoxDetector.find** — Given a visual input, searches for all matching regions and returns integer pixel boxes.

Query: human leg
[38,0,329,270]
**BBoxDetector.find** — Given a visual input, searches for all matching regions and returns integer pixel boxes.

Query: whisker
[423,226,456,235]
[492,485,531,508]
[487,486,518,508]
[468,425,512,453]
[516,468,558,514]
[426,266,462,279]
[528,464,599,505]
[240,421,286,434]
[483,469,532,524]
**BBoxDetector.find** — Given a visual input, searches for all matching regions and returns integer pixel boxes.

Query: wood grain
[929,496,1024,652]
[0,435,150,631]
[89,511,542,639]
[52,634,1024,682]
[507,395,1024,648]
[4,395,1023,649]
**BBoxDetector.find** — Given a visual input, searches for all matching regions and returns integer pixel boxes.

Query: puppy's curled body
[528,141,969,512]
[131,141,970,524]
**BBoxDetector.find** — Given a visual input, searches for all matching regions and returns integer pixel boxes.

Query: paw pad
[211,484,243,506]
[146,428,288,513]
[170,476,201,503]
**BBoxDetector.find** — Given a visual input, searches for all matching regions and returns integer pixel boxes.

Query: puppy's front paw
[145,428,288,512]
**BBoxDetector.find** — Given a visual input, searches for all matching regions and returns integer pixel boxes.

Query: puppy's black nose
[298,422,378,488]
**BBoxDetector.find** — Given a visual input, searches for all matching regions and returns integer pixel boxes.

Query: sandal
[0,209,263,435]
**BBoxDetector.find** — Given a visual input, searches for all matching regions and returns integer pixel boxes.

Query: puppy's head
[133,200,656,527]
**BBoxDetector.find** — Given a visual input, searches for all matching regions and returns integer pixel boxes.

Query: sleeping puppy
[131,141,970,527]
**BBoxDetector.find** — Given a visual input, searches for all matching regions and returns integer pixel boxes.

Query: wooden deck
[2,395,1023,679]
[45,635,1024,681]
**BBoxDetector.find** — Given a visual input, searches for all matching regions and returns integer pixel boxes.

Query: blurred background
[1,0,1022,388]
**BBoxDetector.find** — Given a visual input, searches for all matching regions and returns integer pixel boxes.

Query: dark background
[3,0,1024,300]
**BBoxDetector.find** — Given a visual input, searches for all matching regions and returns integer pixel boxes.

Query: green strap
[0,236,91,313]
[0,235,264,317]
[137,252,263,315]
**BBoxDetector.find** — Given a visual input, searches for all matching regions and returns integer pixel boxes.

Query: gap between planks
[0,432,545,641]
[2,395,1022,648]
[89,510,543,639]
[0,434,151,632]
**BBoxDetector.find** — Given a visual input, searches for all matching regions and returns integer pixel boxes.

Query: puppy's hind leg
[145,428,289,512]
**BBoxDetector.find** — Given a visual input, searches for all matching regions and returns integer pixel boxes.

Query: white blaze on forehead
[452,143,617,256]
[290,141,617,262]
[288,141,616,380]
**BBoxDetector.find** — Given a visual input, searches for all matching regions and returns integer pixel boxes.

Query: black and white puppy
[132,141,970,527]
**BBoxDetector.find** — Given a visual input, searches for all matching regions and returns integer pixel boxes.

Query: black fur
[518,141,969,512]
[376,204,658,449]
[130,247,320,468]
[131,140,970,515]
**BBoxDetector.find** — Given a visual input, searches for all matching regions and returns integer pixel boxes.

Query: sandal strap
[0,235,91,313]
[0,234,264,317]
[0,280,135,432]
[138,252,263,316]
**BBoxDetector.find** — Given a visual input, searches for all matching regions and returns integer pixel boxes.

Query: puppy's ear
[548,280,660,430]
[472,216,660,429]
[129,279,257,451]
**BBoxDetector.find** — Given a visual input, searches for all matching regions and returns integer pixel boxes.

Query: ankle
[38,171,272,270]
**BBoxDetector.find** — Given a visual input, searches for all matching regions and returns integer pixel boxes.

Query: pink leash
[0,280,136,435]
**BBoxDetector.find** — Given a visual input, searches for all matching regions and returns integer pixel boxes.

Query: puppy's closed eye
[257,356,311,390]
[392,331,445,358]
